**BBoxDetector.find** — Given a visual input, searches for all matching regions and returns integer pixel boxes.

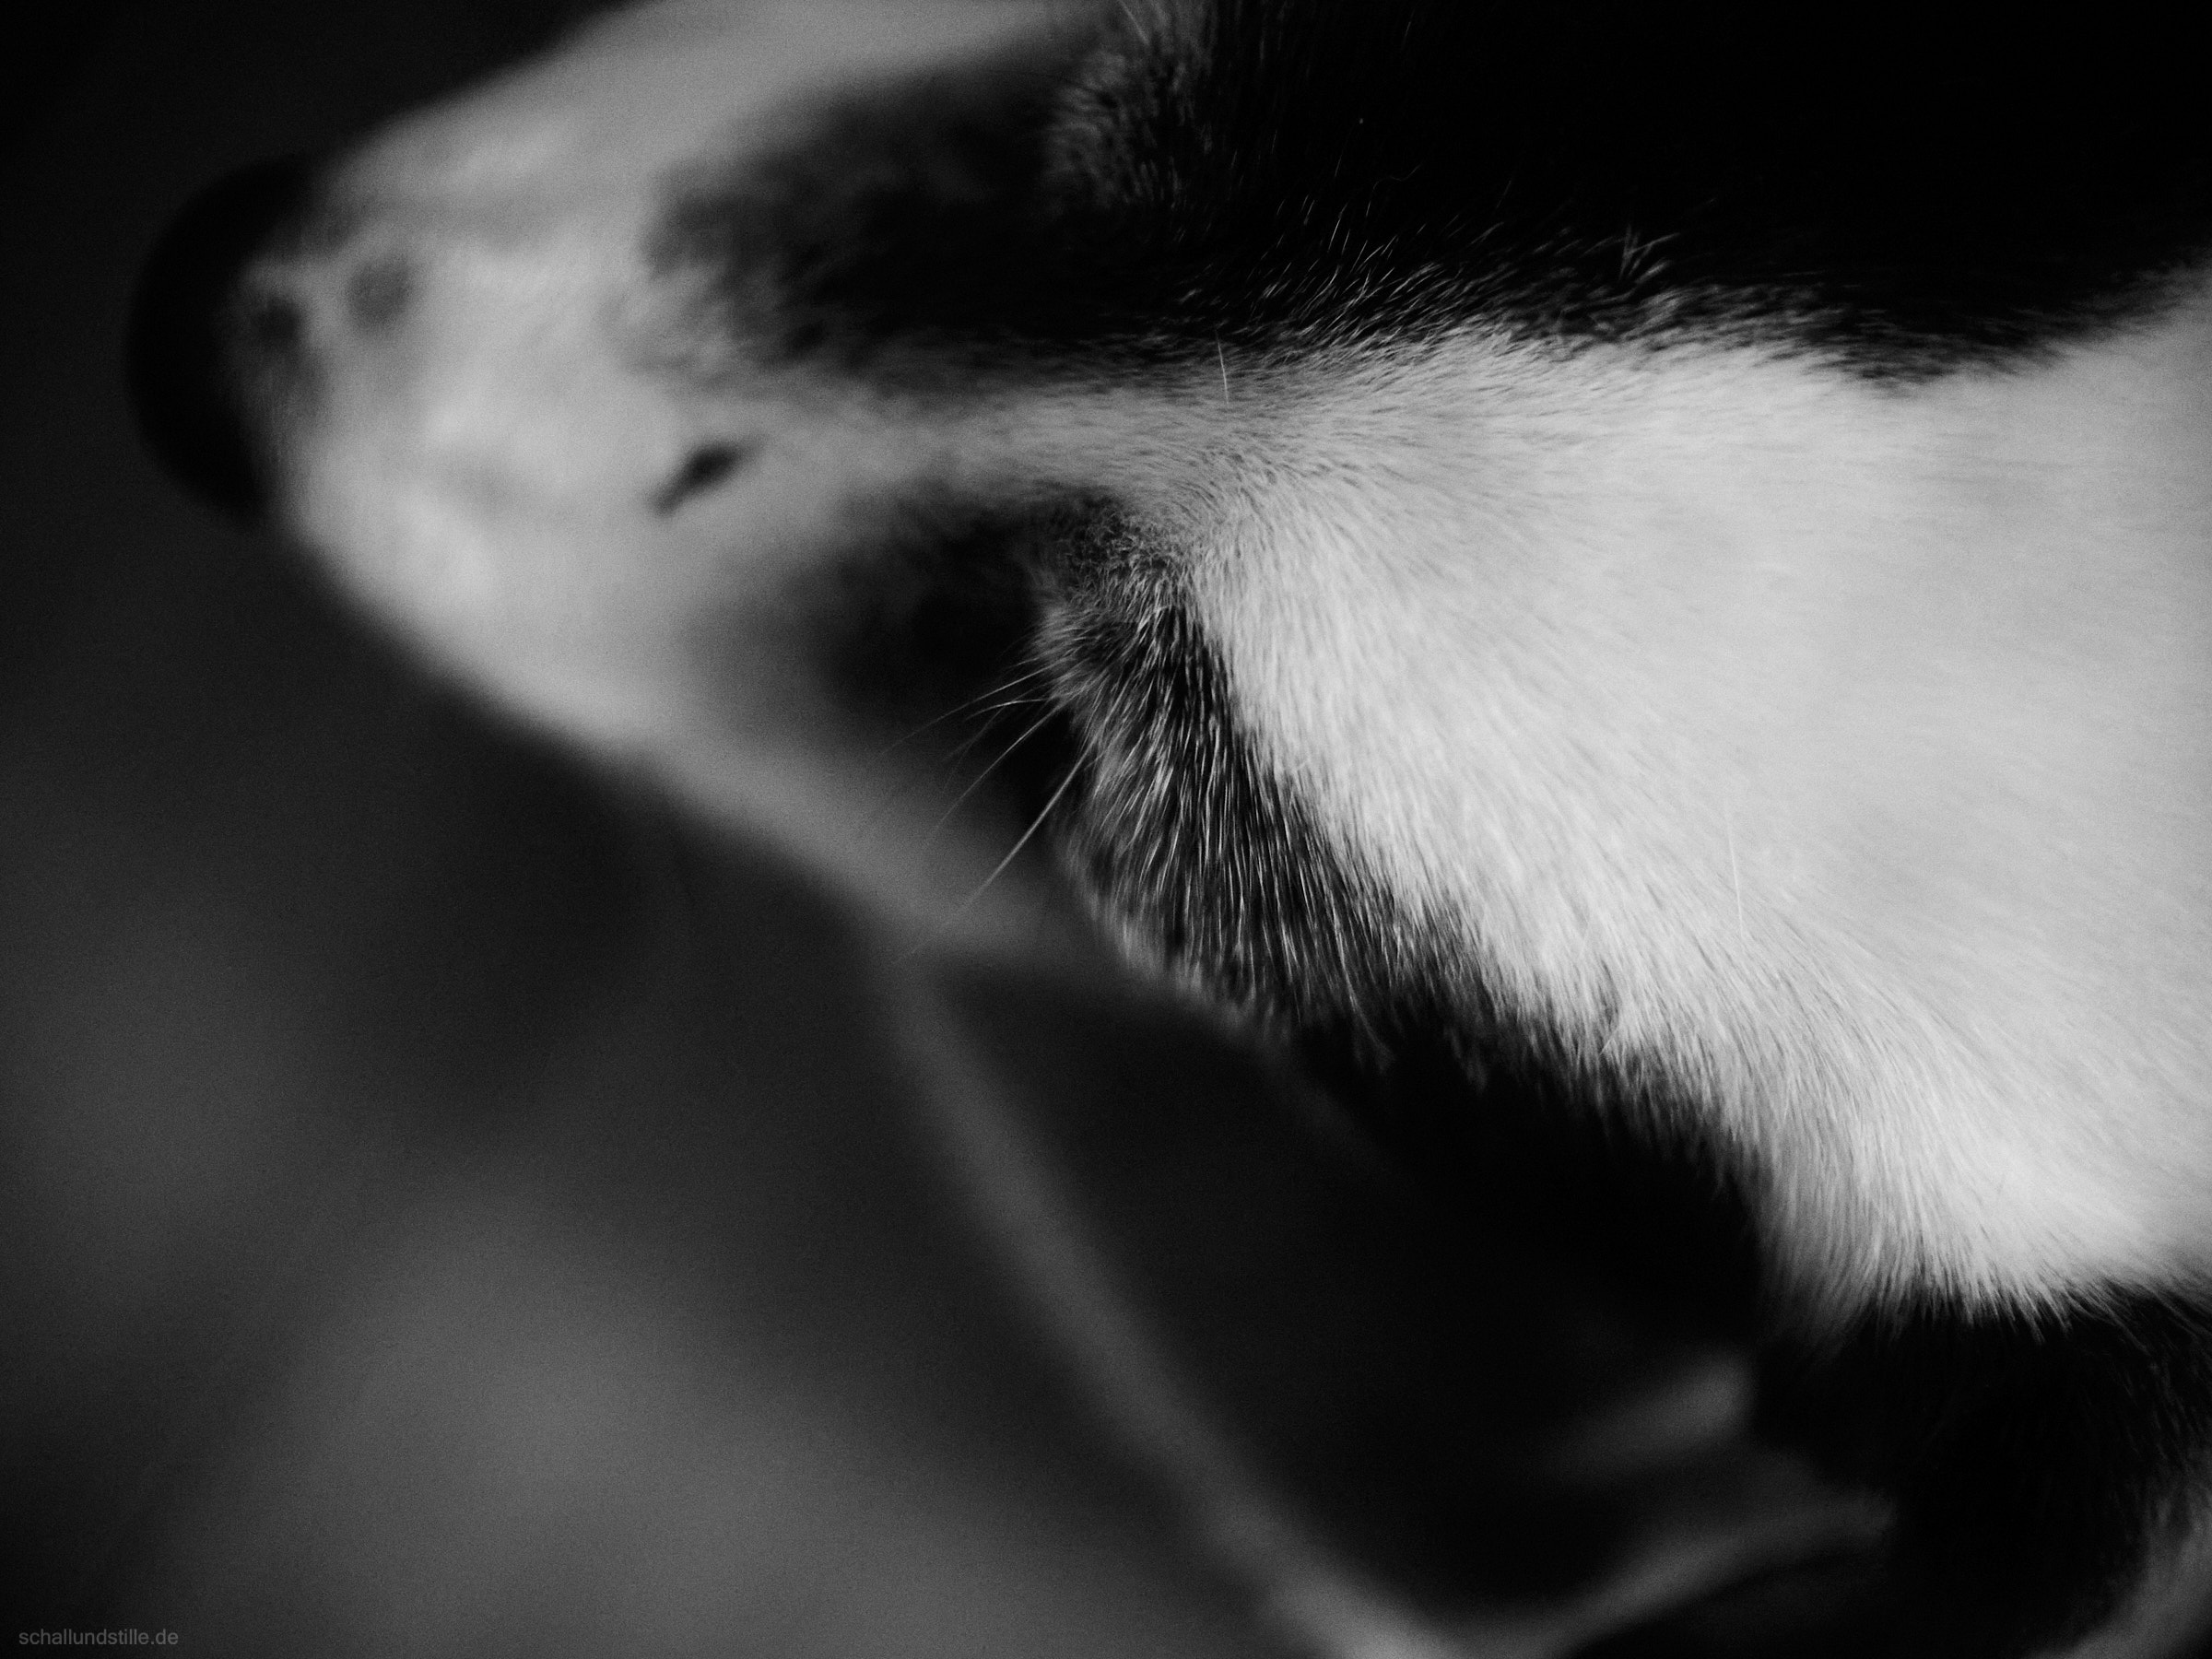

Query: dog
[128,1,2212,1652]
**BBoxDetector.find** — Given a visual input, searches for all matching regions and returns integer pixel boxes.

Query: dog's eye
[652,442,750,515]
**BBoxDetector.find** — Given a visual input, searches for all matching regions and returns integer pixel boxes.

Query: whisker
[942,693,1047,768]
[865,662,1055,765]
[853,665,1055,841]
[928,706,1061,841]
[853,692,1048,843]
[909,761,1084,959]
[1725,802,1746,944]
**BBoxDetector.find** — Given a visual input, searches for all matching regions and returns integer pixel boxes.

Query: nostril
[652,442,752,515]
[127,157,317,522]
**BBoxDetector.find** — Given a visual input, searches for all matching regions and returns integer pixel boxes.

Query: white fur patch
[1171,307,2212,1315]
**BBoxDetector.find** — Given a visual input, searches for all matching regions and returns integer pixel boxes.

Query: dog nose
[128,159,316,521]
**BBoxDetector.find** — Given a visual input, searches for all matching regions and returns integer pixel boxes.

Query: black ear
[126,158,312,521]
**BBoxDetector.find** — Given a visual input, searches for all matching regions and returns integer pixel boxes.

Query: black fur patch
[1040,511,1427,1041]
[1764,1296,2212,1657]
[653,0,2212,381]
[1055,1,2212,370]
[649,28,1092,375]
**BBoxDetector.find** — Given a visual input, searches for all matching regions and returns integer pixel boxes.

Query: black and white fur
[130,2,2212,1653]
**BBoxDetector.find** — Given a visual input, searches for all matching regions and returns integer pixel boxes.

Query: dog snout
[128,158,324,521]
